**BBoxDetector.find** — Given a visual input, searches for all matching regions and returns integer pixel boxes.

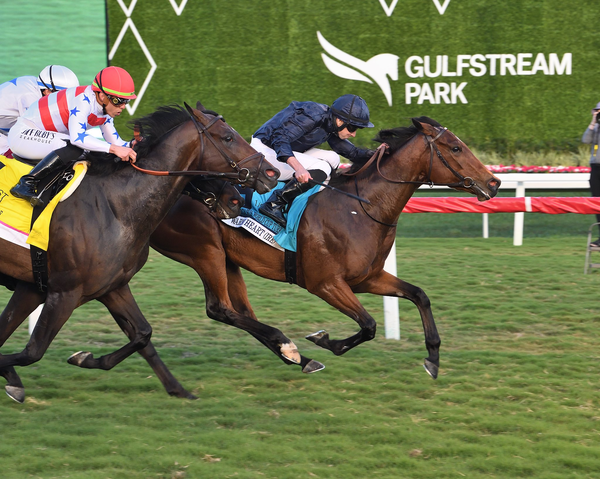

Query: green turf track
[1,238,600,478]
[0,0,106,85]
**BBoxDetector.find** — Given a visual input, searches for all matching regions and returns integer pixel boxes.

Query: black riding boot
[10,152,64,207]
[259,177,314,227]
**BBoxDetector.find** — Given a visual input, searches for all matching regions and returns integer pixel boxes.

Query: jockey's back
[0,76,41,135]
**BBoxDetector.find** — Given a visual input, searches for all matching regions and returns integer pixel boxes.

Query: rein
[127,105,266,187]
[343,127,480,227]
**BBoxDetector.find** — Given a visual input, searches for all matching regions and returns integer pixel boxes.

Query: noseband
[129,106,266,189]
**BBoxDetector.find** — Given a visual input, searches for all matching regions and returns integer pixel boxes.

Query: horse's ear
[196,101,205,111]
[412,118,436,136]
[184,102,207,121]
[411,118,424,131]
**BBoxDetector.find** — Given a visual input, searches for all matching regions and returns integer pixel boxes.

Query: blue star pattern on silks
[82,94,90,104]
[113,130,120,140]
[10,78,17,86]
[79,122,87,130]
[70,107,80,116]
[76,131,88,143]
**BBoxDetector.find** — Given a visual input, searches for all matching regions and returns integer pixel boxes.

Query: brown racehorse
[149,117,500,382]
[0,103,279,403]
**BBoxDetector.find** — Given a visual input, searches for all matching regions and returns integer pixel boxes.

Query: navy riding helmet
[330,94,374,128]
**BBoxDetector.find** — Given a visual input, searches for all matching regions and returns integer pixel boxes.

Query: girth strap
[284,249,297,285]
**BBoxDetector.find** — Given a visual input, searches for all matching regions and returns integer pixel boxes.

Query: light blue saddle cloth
[236,181,320,252]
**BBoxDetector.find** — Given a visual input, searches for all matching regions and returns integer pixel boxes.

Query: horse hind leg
[0,282,47,402]
[0,289,79,402]
[205,281,324,373]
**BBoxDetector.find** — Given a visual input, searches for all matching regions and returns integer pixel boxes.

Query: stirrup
[259,203,287,227]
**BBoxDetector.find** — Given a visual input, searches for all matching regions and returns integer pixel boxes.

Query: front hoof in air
[423,359,439,379]
[305,330,329,344]
[302,359,325,374]
[5,385,25,403]
[67,351,93,367]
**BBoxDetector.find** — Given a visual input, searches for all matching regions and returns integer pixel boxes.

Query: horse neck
[355,139,428,226]
[109,130,202,236]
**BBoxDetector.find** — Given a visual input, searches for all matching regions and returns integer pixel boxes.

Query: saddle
[3,154,86,292]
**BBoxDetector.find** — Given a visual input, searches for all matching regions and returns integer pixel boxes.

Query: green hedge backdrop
[106,0,597,153]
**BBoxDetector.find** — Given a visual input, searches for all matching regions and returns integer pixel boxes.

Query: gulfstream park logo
[317,32,572,107]
[379,0,452,16]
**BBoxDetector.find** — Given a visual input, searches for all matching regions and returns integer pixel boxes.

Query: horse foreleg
[67,285,152,371]
[305,280,377,356]
[354,271,440,379]
[0,282,45,402]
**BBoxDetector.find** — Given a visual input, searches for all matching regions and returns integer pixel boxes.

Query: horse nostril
[231,199,240,206]
[488,179,500,189]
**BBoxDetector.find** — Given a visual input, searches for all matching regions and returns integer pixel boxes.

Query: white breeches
[8,117,69,161]
[250,137,340,182]
[0,134,8,156]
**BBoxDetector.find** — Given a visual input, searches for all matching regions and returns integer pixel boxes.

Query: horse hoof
[280,342,301,364]
[67,351,92,367]
[5,385,25,404]
[423,359,439,379]
[305,330,328,344]
[302,359,325,374]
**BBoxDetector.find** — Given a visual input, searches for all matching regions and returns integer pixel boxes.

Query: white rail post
[513,181,525,246]
[383,240,400,340]
[28,304,43,335]
[482,213,489,238]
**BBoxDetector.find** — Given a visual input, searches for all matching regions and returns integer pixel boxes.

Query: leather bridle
[129,104,267,189]
[344,126,490,227]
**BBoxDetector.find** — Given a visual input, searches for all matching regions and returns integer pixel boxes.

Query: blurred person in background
[582,101,600,247]
[0,65,79,157]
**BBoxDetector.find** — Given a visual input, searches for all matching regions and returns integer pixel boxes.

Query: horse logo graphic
[317,31,398,106]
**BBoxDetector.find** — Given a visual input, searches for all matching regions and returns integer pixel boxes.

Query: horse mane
[332,116,442,180]
[83,105,221,175]
[84,150,126,176]
[129,105,191,158]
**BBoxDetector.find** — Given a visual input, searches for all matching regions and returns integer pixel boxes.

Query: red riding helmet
[91,66,137,99]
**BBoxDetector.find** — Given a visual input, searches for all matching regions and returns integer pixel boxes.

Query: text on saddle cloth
[222,181,320,252]
[0,155,87,251]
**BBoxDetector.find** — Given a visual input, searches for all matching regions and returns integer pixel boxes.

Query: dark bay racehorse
[150,117,500,380]
[0,103,279,402]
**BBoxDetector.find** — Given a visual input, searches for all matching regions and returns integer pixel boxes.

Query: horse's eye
[224,135,234,143]
[451,146,461,153]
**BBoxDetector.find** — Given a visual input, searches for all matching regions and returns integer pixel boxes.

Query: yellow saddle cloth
[0,155,87,251]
